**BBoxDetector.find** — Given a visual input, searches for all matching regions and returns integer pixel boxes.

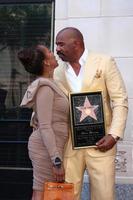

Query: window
[0,0,54,166]
[0,1,54,120]
[0,1,54,199]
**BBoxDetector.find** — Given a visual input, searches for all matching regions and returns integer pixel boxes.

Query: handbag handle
[45,182,74,190]
[48,185,64,189]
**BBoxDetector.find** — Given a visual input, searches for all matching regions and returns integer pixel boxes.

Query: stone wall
[55,0,133,184]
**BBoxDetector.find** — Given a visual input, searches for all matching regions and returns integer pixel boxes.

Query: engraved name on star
[76,96,99,122]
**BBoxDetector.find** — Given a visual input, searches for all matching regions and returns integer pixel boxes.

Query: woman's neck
[41,71,53,79]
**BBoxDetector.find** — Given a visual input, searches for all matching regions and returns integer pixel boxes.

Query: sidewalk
[81,183,133,200]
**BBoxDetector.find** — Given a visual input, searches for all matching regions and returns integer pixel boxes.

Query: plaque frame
[69,91,106,149]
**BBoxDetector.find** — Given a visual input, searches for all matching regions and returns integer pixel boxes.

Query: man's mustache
[57,51,65,57]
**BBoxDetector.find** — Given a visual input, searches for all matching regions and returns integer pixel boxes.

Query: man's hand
[95,134,117,152]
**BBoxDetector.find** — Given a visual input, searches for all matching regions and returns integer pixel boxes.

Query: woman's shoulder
[27,77,57,93]
[31,77,54,87]
[20,77,63,108]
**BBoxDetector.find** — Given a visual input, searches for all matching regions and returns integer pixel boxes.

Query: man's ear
[74,40,80,49]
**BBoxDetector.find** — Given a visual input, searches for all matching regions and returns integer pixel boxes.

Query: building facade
[0,0,133,199]
[55,1,133,199]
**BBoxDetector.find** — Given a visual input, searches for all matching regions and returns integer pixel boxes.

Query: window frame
[0,0,53,4]
[0,0,55,170]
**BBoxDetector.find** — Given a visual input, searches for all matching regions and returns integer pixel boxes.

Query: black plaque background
[69,91,105,149]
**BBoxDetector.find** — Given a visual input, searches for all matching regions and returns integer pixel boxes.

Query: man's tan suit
[54,52,128,200]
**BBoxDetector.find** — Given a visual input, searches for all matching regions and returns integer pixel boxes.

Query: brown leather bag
[44,182,74,200]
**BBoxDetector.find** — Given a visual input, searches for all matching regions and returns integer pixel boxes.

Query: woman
[18,45,69,200]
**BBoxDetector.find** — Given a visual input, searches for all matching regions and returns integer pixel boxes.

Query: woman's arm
[36,86,61,162]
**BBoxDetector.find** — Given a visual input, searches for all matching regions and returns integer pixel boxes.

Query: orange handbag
[44,182,74,200]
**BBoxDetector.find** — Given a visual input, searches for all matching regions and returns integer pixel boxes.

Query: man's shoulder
[89,51,112,60]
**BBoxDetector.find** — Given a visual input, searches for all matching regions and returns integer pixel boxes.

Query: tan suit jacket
[54,52,128,158]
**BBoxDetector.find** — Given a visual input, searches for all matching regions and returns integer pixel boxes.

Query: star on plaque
[76,96,99,122]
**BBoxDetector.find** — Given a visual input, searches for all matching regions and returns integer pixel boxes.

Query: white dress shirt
[65,48,89,92]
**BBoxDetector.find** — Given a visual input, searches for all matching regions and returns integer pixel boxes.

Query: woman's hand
[52,164,65,182]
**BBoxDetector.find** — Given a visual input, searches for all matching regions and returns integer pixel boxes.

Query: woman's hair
[17,46,46,75]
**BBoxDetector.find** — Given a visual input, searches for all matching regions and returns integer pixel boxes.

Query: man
[54,27,128,200]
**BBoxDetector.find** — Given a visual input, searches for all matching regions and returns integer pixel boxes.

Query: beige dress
[20,78,69,191]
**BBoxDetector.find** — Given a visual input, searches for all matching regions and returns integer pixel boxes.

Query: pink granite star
[76,96,99,122]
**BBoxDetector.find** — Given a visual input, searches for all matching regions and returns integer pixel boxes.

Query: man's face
[56,32,76,62]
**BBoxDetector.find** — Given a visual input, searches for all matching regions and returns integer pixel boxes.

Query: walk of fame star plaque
[69,91,105,149]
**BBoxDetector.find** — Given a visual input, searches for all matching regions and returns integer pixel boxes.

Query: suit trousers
[64,148,115,200]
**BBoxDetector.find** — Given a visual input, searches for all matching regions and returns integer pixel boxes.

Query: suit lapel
[60,55,99,93]
[58,63,73,94]
[81,53,99,92]
[57,53,101,94]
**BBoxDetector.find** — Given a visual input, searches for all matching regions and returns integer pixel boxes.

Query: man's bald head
[57,27,84,43]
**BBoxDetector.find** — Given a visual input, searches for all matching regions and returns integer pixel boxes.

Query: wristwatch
[111,134,120,142]
[53,157,62,168]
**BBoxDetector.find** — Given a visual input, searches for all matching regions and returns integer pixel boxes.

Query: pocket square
[95,69,102,78]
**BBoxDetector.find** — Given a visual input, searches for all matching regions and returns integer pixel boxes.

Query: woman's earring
[43,60,49,66]
[45,61,50,66]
